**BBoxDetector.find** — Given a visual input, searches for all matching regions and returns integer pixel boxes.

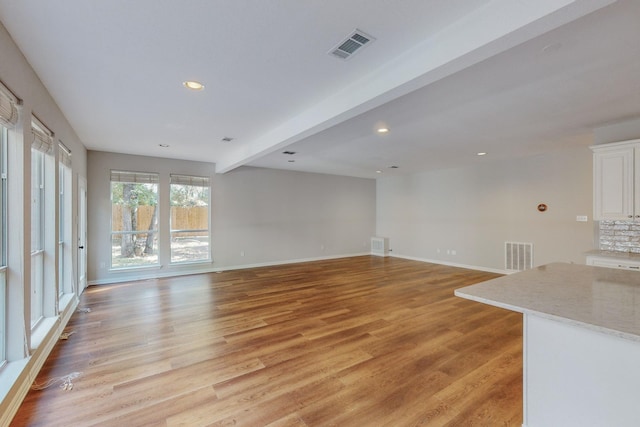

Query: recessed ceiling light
[283,151,297,155]
[477,152,487,156]
[388,165,399,169]
[376,170,383,174]
[221,136,234,142]
[183,80,205,91]
[159,144,170,148]
[377,127,389,134]
[288,160,295,163]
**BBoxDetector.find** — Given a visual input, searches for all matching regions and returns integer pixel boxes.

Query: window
[1,81,19,366]
[110,171,159,269]
[170,174,210,263]
[30,118,54,328]
[0,125,7,365]
[30,148,45,326]
[58,143,72,297]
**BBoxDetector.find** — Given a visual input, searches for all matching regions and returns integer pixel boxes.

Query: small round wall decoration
[537,203,548,212]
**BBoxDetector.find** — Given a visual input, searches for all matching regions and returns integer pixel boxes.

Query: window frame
[110,170,160,270]
[0,125,7,366]
[169,174,211,265]
[58,157,72,298]
[30,147,45,328]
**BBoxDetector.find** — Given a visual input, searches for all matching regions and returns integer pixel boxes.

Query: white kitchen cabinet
[586,255,640,271]
[592,139,640,221]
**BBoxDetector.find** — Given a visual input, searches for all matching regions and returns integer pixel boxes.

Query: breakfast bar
[455,263,640,427]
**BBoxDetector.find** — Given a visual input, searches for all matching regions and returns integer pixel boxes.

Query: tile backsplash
[599,221,640,253]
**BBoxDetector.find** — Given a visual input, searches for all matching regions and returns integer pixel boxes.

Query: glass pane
[170,180,209,264]
[0,128,5,363]
[31,252,43,327]
[59,166,64,297]
[110,179,159,269]
[59,164,72,296]
[31,148,44,328]
[31,149,44,251]
[171,230,210,263]
[0,126,6,266]
[111,232,158,268]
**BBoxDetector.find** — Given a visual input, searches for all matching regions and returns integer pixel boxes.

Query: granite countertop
[455,263,640,342]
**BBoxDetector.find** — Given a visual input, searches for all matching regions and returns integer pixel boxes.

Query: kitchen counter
[455,263,640,427]
[455,262,640,342]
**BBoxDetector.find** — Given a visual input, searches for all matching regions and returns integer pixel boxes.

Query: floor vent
[371,237,389,257]
[505,242,533,271]
[329,29,375,60]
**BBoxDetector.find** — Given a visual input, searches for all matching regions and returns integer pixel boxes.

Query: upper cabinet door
[593,146,634,221]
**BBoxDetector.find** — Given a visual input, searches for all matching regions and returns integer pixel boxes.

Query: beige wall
[87,151,376,283]
[0,23,87,174]
[376,144,595,272]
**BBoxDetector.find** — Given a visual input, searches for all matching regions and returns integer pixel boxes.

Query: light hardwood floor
[11,256,522,426]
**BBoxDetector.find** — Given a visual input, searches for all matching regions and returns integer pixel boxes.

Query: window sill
[30,317,58,352]
[109,264,160,273]
[169,259,213,267]
[0,358,29,409]
[58,293,75,312]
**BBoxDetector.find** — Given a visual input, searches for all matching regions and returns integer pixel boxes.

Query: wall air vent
[505,242,533,271]
[328,29,375,60]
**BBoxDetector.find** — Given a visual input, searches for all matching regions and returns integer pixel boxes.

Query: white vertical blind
[0,81,19,128]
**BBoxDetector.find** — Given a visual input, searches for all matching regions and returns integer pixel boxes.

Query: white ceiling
[0,0,638,178]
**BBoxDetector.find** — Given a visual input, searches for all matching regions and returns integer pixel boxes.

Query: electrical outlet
[240,250,245,257]
[576,215,588,222]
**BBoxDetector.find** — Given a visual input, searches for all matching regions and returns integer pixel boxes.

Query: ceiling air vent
[328,29,375,60]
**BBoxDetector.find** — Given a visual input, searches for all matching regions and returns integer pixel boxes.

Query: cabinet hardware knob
[629,215,633,218]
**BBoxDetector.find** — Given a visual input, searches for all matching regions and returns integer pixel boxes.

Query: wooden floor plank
[10,256,522,426]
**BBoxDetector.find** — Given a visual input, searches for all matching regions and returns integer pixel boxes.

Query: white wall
[87,151,376,284]
[376,144,595,272]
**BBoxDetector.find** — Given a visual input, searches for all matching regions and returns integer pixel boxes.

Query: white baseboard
[390,253,510,275]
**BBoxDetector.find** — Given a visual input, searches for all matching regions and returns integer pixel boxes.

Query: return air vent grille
[329,29,375,60]
[371,237,389,257]
[505,242,533,271]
